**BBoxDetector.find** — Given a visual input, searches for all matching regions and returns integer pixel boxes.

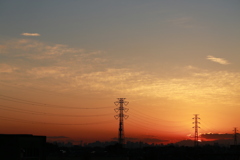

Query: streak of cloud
[27,67,68,78]
[1,39,239,106]
[0,64,17,73]
[0,39,90,59]
[207,55,230,65]
[201,133,235,140]
[21,33,41,36]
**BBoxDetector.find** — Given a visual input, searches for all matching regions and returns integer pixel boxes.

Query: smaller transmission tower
[233,127,238,145]
[192,114,200,147]
[114,98,129,146]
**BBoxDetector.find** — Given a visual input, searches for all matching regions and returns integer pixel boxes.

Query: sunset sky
[0,0,240,144]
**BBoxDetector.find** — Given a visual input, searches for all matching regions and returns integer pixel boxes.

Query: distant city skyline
[0,0,240,144]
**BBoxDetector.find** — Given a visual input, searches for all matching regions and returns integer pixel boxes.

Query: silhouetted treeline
[46,142,240,160]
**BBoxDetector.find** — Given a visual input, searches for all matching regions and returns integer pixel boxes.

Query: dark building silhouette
[0,134,46,160]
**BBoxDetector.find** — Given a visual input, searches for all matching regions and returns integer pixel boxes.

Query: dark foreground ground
[46,144,240,160]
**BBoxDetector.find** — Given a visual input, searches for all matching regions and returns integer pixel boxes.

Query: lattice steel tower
[114,98,129,145]
[233,127,238,145]
[192,114,200,147]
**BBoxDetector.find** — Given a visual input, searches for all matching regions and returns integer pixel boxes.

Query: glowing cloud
[201,133,233,140]
[21,33,41,36]
[207,55,230,65]
[0,64,17,73]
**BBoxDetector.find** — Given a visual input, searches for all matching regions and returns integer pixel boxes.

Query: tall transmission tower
[233,127,238,145]
[192,114,200,147]
[114,98,129,146]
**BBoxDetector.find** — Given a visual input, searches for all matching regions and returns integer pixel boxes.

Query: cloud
[27,67,68,79]
[0,64,17,73]
[201,133,236,140]
[21,33,40,36]
[207,55,230,65]
[0,39,88,59]
[1,38,239,105]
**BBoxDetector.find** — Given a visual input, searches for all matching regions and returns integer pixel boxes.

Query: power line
[0,116,113,125]
[129,113,188,135]
[127,118,178,134]
[0,105,112,117]
[131,107,187,123]
[0,81,96,101]
[200,120,222,134]
[0,94,111,109]
[130,109,187,128]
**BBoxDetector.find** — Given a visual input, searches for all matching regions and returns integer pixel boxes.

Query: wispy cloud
[21,33,41,36]
[27,67,68,79]
[0,64,17,73]
[1,39,88,59]
[207,55,230,65]
[201,133,234,140]
[1,38,239,106]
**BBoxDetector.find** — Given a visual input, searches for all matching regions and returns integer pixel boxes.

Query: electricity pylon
[192,114,200,147]
[233,127,238,145]
[114,98,129,146]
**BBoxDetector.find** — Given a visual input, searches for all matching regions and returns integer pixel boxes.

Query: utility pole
[114,98,129,146]
[192,114,200,147]
[233,127,238,145]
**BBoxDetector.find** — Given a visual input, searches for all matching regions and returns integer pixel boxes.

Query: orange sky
[0,82,239,144]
